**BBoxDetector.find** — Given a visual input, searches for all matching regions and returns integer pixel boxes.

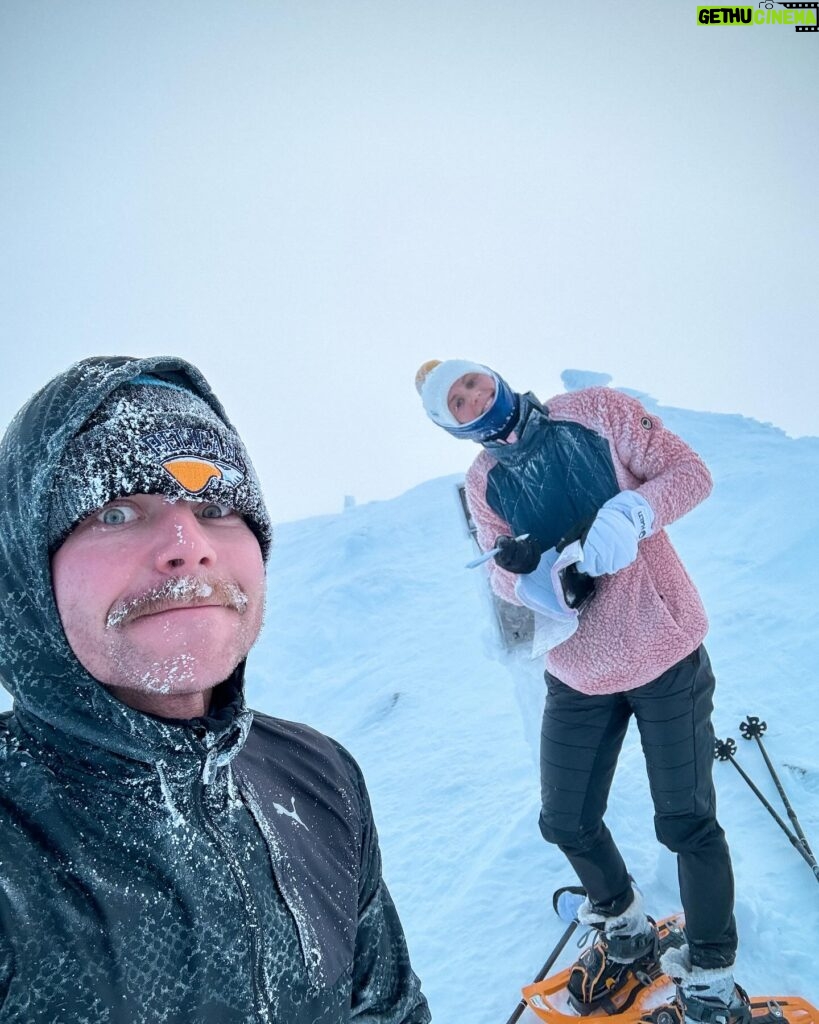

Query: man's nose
[154,506,217,572]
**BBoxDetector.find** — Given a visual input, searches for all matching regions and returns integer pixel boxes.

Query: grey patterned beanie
[48,375,272,557]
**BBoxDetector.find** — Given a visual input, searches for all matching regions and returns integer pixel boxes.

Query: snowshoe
[566,920,660,1015]
[636,994,817,1024]
[523,913,686,1021]
[522,912,819,1024]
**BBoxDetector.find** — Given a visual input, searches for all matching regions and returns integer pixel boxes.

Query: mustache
[106,575,249,629]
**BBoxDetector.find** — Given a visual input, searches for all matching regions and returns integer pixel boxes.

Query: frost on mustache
[106,575,248,629]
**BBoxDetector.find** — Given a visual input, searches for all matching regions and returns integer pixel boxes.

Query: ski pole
[739,716,815,859]
[714,738,819,882]
[466,534,530,570]
[504,919,578,1024]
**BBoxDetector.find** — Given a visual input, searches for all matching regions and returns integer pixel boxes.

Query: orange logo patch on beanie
[162,457,245,495]
[142,427,247,497]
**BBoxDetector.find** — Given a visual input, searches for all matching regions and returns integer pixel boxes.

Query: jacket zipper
[192,771,272,1024]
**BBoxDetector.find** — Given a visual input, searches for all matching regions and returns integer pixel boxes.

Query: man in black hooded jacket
[0,355,431,1024]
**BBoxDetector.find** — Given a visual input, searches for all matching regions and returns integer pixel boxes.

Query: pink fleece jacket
[464,387,712,695]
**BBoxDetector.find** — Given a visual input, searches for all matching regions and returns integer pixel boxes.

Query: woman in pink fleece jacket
[416,360,747,1024]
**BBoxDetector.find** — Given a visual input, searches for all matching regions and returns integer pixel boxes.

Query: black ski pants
[539,645,737,969]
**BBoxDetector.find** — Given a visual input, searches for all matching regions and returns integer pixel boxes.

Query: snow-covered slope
[5,379,819,1019]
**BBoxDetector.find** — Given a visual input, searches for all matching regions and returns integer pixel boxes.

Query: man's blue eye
[98,506,133,525]
[200,503,232,520]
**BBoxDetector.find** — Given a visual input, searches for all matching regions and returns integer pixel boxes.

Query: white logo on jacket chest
[272,795,309,829]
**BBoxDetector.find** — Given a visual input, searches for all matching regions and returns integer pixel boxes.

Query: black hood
[0,355,267,764]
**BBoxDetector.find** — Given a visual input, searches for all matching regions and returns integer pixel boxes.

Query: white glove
[577,491,654,577]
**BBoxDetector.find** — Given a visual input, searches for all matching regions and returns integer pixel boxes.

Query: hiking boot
[648,946,751,1024]
[643,985,751,1024]
[566,892,660,1014]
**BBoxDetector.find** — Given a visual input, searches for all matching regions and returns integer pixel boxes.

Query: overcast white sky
[2,1,817,524]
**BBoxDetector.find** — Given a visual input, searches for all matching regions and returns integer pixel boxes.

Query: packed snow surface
[7,377,819,1018]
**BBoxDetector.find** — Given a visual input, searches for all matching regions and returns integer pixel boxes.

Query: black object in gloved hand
[560,562,596,611]
[556,516,597,611]
[493,534,542,574]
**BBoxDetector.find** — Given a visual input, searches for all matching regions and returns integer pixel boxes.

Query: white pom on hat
[415,359,495,427]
